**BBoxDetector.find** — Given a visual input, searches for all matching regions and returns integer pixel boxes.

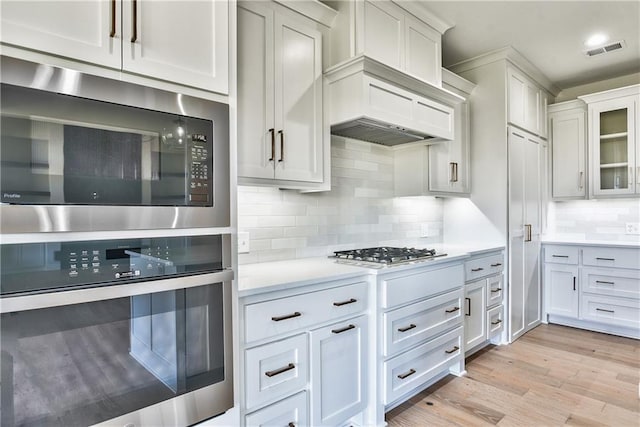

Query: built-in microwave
[0,57,230,233]
[0,233,233,427]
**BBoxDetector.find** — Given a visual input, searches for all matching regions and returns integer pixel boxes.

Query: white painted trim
[442,68,475,97]
[391,0,453,34]
[274,0,338,27]
[578,83,640,104]
[548,99,586,114]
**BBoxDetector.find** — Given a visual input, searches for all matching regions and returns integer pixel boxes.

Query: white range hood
[325,55,465,146]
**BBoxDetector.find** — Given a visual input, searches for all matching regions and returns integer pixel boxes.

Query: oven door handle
[0,269,234,313]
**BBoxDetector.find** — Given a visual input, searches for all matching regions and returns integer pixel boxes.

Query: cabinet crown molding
[548,99,586,114]
[578,83,640,104]
[391,0,453,34]
[273,0,338,27]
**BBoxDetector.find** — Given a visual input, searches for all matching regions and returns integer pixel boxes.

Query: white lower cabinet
[463,250,506,354]
[245,392,308,427]
[543,243,640,339]
[310,315,367,426]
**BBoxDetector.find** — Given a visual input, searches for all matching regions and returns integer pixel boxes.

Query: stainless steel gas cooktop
[330,246,447,267]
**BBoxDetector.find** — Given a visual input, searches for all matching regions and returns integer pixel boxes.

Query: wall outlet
[625,222,640,235]
[238,232,250,253]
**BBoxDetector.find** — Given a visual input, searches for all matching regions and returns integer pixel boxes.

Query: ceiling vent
[585,40,625,57]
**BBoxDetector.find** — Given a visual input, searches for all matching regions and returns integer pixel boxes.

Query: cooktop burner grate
[330,246,446,265]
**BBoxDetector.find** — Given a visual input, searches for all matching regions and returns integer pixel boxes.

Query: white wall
[237,137,444,264]
[547,199,640,243]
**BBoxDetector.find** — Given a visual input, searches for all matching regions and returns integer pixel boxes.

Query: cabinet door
[508,128,542,342]
[121,0,228,94]
[310,315,367,427]
[550,109,587,198]
[525,83,540,134]
[464,279,487,350]
[545,264,578,318]
[508,68,527,130]
[245,391,308,427]
[362,0,404,70]
[404,14,441,86]
[590,96,637,197]
[237,2,276,179]
[428,101,470,194]
[273,15,323,182]
[538,90,550,139]
[1,0,120,69]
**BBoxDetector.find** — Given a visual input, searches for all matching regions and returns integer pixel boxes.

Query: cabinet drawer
[245,391,308,427]
[487,305,504,338]
[544,245,579,264]
[582,267,640,299]
[245,334,308,410]
[465,253,504,281]
[380,264,464,309]
[486,274,504,308]
[244,281,367,343]
[383,326,462,405]
[382,288,463,357]
[582,247,640,270]
[580,294,640,329]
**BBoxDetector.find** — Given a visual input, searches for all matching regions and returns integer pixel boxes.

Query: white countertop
[238,243,505,297]
[541,237,640,249]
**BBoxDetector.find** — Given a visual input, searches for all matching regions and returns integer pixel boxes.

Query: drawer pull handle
[265,363,295,378]
[490,288,502,293]
[552,255,569,258]
[397,368,416,380]
[445,346,460,354]
[333,298,357,307]
[271,312,301,322]
[596,308,614,313]
[445,306,460,313]
[595,280,615,285]
[398,324,417,333]
[491,263,502,267]
[596,257,615,261]
[491,319,503,325]
[332,324,356,334]
[471,267,484,272]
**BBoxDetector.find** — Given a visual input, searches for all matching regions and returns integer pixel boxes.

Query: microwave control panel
[188,133,211,205]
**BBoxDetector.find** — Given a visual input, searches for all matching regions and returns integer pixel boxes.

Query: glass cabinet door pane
[598,108,629,191]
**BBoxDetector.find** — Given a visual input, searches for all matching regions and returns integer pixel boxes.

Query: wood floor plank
[386,324,640,427]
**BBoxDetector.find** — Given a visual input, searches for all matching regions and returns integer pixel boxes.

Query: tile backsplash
[548,199,640,242]
[238,137,443,264]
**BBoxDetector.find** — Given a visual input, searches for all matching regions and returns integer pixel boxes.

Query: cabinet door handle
[331,324,356,334]
[573,276,576,291]
[552,255,569,258]
[454,162,459,182]
[596,257,615,261]
[131,0,138,43]
[268,128,275,161]
[397,368,416,380]
[630,167,634,186]
[637,167,640,186]
[465,297,471,316]
[398,323,417,333]
[265,363,295,377]
[596,308,614,313]
[595,280,615,285]
[271,311,301,322]
[471,267,484,272]
[449,162,455,182]
[491,288,502,293]
[110,0,116,37]
[445,345,460,354]
[491,319,503,325]
[278,130,284,162]
[491,263,502,267]
[525,224,532,242]
[288,423,296,427]
[579,171,584,189]
[333,298,357,307]
[445,306,460,313]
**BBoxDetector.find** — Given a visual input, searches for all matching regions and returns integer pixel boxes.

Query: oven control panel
[188,133,212,205]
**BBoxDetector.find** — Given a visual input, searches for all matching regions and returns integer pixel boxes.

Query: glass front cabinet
[581,86,639,197]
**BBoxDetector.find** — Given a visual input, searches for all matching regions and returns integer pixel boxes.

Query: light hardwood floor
[386,324,640,426]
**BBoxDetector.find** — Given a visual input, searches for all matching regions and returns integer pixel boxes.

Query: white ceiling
[422,0,640,89]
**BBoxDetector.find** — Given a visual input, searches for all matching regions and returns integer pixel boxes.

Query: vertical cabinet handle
[524,224,532,242]
[449,162,455,182]
[268,128,275,161]
[131,0,138,42]
[465,297,471,316]
[449,162,459,183]
[454,162,459,182]
[278,130,284,162]
[579,171,584,189]
[110,0,116,37]
[573,276,576,291]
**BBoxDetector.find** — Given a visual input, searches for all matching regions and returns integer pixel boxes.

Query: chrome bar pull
[525,224,532,242]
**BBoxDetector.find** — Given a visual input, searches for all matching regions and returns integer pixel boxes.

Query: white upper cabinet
[326,0,449,87]
[1,0,229,95]
[237,0,330,190]
[580,86,639,198]
[508,65,550,138]
[548,100,587,199]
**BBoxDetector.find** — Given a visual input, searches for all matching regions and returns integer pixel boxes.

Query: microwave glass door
[0,83,213,206]
[0,283,225,427]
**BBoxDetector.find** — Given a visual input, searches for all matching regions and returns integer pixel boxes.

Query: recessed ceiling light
[585,33,609,48]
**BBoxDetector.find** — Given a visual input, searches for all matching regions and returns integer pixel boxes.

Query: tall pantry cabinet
[449,48,557,342]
